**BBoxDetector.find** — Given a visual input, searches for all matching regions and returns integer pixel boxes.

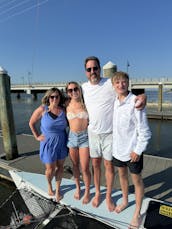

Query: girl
[66,81,91,204]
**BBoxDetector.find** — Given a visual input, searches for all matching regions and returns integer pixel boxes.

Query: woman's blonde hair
[41,87,65,107]
[65,81,86,109]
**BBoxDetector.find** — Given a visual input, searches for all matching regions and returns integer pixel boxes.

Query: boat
[4,170,172,229]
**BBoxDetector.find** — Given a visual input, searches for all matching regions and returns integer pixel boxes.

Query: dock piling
[0,67,18,160]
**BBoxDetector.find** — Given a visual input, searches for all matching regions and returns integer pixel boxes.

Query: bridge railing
[11,81,84,87]
[130,79,172,115]
[130,77,172,83]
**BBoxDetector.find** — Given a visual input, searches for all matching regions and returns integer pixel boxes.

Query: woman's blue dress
[40,107,68,164]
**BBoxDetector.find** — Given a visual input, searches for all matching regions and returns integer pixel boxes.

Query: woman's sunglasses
[50,95,59,99]
[67,87,79,93]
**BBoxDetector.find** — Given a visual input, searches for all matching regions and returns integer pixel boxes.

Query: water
[145,88,172,103]
[146,119,172,158]
[11,93,43,134]
[2,92,172,157]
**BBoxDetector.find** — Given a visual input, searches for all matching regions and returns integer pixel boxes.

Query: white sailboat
[9,170,172,229]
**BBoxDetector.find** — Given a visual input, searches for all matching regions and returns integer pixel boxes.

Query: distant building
[0,66,8,74]
[103,61,117,78]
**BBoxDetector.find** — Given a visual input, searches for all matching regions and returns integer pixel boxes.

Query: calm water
[145,88,172,103]
[2,92,172,158]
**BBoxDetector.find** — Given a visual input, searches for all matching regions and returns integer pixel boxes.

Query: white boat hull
[10,170,172,228]
[9,170,155,228]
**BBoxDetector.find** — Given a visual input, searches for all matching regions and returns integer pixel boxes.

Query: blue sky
[0,0,172,84]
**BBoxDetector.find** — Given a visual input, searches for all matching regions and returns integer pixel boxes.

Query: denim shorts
[88,129,113,161]
[67,130,89,148]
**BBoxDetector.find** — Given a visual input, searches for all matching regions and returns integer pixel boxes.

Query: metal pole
[0,67,18,160]
[127,61,130,73]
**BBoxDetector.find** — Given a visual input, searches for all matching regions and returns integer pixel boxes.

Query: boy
[111,71,151,228]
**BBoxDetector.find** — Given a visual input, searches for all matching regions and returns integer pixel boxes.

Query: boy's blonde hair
[111,71,129,84]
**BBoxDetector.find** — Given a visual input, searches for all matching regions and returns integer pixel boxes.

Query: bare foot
[56,191,63,202]
[92,193,100,208]
[129,215,141,229]
[106,197,116,212]
[115,202,128,213]
[82,192,90,204]
[74,189,80,200]
[48,189,55,196]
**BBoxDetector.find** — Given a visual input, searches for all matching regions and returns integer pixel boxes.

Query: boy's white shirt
[112,92,151,162]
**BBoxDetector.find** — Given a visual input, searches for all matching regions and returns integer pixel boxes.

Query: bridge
[130,78,172,90]
[11,82,68,99]
[10,78,172,97]
[9,79,172,118]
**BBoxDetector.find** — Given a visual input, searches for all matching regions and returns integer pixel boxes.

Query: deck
[0,134,172,203]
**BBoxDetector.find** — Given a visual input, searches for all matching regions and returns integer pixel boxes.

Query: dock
[147,112,172,120]
[0,134,172,203]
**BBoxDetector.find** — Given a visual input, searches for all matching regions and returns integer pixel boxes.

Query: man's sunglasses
[86,66,99,72]
[50,95,59,99]
[67,87,79,93]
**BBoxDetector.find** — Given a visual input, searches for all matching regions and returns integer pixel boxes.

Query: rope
[0,0,49,23]
[0,185,20,209]
[0,173,145,229]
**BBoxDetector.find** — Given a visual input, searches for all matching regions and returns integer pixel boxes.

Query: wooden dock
[0,134,172,203]
[147,112,172,120]
[147,104,172,120]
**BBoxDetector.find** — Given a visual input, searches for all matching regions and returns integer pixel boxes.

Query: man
[82,56,145,211]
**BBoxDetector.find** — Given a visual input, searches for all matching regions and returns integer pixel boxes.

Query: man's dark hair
[84,56,101,69]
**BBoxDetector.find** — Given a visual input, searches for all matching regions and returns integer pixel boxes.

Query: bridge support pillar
[26,89,31,94]
[32,92,37,100]
[17,93,20,99]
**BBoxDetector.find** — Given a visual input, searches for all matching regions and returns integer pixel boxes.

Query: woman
[29,87,68,202]
[66,81,91,204]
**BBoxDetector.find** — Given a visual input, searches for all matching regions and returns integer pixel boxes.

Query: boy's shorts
[67,130,89,148]
[112,154,143,174]
[88,129,112,161]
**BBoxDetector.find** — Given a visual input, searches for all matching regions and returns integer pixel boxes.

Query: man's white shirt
[82,78,116,134]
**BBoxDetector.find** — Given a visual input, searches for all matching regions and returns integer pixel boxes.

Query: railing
[11,78,172,88]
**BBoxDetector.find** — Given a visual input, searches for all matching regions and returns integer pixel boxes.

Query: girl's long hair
[65,81,86,110]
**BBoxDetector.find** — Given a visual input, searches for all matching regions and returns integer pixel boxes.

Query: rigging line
[31,0,40,80]
[0,0,48,23]
[12,201,21,223]
[0,0,32,16]
[0,0,19,9]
